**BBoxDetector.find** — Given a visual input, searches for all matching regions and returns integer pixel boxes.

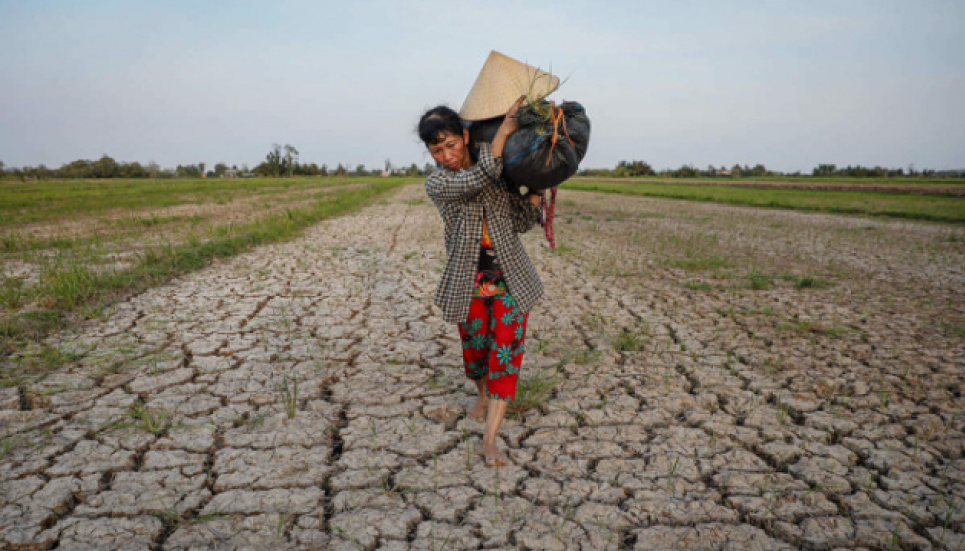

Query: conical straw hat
[459,50,560,121]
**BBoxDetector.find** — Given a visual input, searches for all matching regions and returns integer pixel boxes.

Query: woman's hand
[492,96,527,159]
[498,96,526,136]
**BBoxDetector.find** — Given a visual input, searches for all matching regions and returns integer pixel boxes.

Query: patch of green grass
[681,280,715,291]
[0,311,67,360]
[126,402,172,436]
[1,232,28,252]
[0,276,28,309]
[552,243,576,256]
[1,344,83,387]
[567,348,602,365]
[0,433,26,458]
[18,344,82,370]
[612,327,647,352]
[509,370,561,419]
[670,254,734,271]
[567,180,965,224]
[277,376,298,419]
[940,322,965,337]
[37,261,108,309]
[745,269,773,290]
[788,275,833,289]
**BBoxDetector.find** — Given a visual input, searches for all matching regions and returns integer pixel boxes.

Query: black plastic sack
[467,100,590,194]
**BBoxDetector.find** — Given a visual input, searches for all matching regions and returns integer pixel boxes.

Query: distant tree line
[579,161,964,179]
[0,143,437,181]
[809,163,955,178]
[580,161,774,178]
[3,152,962,182]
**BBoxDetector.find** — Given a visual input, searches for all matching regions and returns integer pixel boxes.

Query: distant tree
[612,160,654,177]
[355,164,366,176]
[214,163,228,177]
[92,154,118,178]
[407,163,420,177]
[176,164,202,178]
[319,164,328,177]
[0,160,5,178]
[130,162,146,178]
[812,164,836,176]
[148,162,160,180]
[334,163,347,177]
[283,144,299,177]
[32,164,50,180]
[750,164,767,177]
[262,144,283,176]
[199,162,206,177]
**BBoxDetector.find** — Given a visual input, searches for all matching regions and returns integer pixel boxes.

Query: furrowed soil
[1,184,963,550]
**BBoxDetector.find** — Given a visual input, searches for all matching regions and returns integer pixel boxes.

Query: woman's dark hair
[418,105,463,146]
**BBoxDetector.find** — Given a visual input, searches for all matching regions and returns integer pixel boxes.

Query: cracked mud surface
[2,185,963,550]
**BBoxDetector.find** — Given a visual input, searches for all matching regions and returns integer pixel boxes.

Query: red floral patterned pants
[457,287,529,402]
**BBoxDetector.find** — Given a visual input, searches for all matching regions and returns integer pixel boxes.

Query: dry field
[1,179,377,286]
[1,183,964,550]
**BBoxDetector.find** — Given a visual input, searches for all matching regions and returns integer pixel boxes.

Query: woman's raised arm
[425,143,502,203]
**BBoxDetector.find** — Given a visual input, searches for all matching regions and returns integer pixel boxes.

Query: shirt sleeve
[425,143,503,204]
[508,192,543,233]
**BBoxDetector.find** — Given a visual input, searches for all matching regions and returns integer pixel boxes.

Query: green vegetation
[509,370,561,419]
[566,180,965,224]
[1,179,404,360]
[789,275,832,289]
[745,269,774,290]
[127,402,173,436]
[0,177,418,227]
[611,327,647,352]
[277,376,299,419]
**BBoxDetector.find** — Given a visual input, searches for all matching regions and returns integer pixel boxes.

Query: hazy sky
[1,0,963,173]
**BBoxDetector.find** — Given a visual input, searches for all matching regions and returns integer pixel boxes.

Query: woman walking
[418,99,543,467]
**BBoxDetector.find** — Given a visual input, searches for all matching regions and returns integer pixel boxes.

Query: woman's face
[428,129,471,171]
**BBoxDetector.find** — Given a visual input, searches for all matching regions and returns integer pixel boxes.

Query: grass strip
[0,177,419,227]
[566,180,965,224]
[1,180,402,362]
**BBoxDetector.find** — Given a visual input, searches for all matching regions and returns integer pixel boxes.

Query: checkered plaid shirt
[425,143,543,324]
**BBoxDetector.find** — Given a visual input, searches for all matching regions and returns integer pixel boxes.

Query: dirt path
[1,185,963,550]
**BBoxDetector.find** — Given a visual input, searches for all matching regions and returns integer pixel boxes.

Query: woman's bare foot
[467,397,488,423]
[479,439,509,468]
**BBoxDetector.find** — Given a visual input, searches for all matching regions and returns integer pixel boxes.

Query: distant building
[222,169,238,179]
[716,168,731,177]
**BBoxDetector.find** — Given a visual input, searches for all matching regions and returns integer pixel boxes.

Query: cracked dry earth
[2,184,964,551]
